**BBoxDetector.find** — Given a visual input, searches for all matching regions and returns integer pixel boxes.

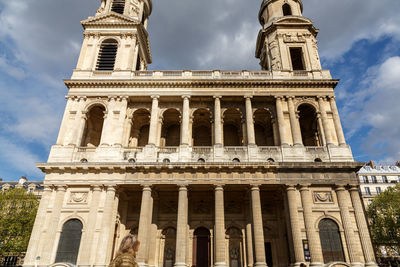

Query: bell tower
[72,0,152,79]
[255,0,323,75]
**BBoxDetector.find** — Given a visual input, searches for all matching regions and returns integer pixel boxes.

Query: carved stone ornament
[69,192,88,204]
[129,0,141,17]
[225,200,242,214]
[313,191,334,203]
[282,33,306,43]
[194,200,211,214]
[160,200,178,214]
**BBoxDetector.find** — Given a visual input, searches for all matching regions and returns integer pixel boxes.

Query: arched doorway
[319,219,345,263]
[162,227,176,267]
[81,105,105,147]
[223,109,243,146]
[253,109,275,146]
[161,109,181,147]
[193,227,211,267]
[298,104,321,146]
[192,109,212,146]
[55,219,83,264]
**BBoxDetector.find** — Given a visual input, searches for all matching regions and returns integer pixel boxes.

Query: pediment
[81,13,139,27]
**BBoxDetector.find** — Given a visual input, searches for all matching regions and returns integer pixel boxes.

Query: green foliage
[0,188,39,254]
[367,184,400,252]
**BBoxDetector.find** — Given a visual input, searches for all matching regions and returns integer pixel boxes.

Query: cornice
[37,162,363,174]
[64,79,339,89]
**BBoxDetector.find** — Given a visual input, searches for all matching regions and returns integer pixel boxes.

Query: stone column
[287,97,303,146]
[275,97,289,146]
[24,186,52,265]
[271,118,280,146]
[286,186,306,266]
[148,96,160,146]
[214,96,223,145]
[316,115,326,146]
[245,199,254,267]
[100,97,116,146]
[214,185,227,267]
[181,95,191,146]
[137,186,153,267]
[245,96,256,145]
[80,186,102,264]
[250,186,267,267]
[336,186,363,266]
[56,97,74,145]
[317,97,333,145]
[349,186,378,267]
[175,185,188,267]
[114,96,128,146]
[96,186,117,265]
[299,186,324,266]
[329,97,346,146]
[40,186,66,264]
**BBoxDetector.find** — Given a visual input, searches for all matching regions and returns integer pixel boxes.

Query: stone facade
[24,1,378,267]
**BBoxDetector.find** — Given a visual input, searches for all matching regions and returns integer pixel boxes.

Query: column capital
[274,95,284,100]
[91,185,102,192]
[55,185,67,192]
[298,184,311,192]
[141,184,152,191]
[335,185,347,192]
[105,185,117,192]
[151,95,160,100]
[348,185,360,191]
[182,95,191,100]
[328,95,336,100]
[214,184,224,191]
[177,184,188,190]
[317,96,327,101]
[213,95,222,99]
[250,185,260,191]
[43,185,53,192]
[244,95,253,99]
[286,185,298,192]
[286,95,295,100]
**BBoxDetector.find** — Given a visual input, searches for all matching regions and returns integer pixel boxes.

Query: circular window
[163,158,171,163]
[80,158,88,163]
[267,158,275,163]
[128,158,136,163]
[314,158,322,162]
[232,158,240,163]
[198,158,206,163]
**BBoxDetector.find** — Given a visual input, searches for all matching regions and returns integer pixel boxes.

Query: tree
[367,183,400,256]
[0,188,39,254]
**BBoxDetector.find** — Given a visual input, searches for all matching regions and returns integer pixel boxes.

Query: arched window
[192,109,212,146]
[96,39,118,71]
[161,109,181,147]
[129,109,150,147]
[254,109,275,146]
[162,227,176,267]
[298,104,321,146]
[283,3,292,16]
[193,227,211,267]
[226,227,243,267]
[81,106,106,147]
[319,219,345,263]
[55,219,83,264]
[223,109,243,146]
[111,0,125,14]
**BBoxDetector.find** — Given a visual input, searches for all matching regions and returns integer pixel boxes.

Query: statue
[97,0,107,14]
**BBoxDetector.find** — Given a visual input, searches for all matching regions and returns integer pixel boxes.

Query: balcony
[48,143,354,164]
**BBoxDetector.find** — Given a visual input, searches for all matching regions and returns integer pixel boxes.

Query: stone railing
[158,147,179,153]
[0,253,25,267]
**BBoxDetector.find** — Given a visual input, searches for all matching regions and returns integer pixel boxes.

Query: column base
[174,263,187,267]
[309,262,324,267]
[291,263,306,267]
[214,262,228,267]
[365,262,379,267]
[254,262,268,267]
[138,262,148,267]
[351,263,364,267]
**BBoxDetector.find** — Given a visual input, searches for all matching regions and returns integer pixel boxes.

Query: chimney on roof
[19,176,28,185]
[366,160,375,168]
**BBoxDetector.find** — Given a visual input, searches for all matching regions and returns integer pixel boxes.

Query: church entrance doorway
[193,227,211,267]
[265,242,273,267]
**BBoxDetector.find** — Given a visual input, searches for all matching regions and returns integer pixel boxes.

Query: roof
[358,165,400,174]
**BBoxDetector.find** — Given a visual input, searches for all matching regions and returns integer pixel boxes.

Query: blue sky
[0,0,400,181]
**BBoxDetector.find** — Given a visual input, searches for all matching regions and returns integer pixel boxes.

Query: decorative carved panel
[313,191,334,203]
[68,192,88,204]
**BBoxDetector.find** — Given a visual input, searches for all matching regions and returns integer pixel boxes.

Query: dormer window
[283,4,292,16]
[96,39,118,71]
[111,0,125,15]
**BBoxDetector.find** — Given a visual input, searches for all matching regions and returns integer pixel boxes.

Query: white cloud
[0,55,26,79]
[0,136,43,177]
[341,57,400,160]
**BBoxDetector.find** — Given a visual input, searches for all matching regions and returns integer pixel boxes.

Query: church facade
[24,1,378,267]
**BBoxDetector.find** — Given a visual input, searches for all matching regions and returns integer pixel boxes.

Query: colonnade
[120,95,346,149]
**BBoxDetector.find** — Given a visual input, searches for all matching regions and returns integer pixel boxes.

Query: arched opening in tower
[282,3,292,16]
[129,109,151,147]
[223,108,243,146]
[81,105,106,147]
[254,109,275,146]
[192,108,212,146]
[111,0,125,14]
[96,39,118,71]
[161,109,181,147]
[298,104,321,146]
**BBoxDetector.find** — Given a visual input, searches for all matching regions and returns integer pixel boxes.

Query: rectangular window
[365,187,371,195]
[362,176,369,184]
[290,47,305,70]
[382,176,388,183]
[398,176,400,183]
[376,187,381,194]
[371,176,377,184]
